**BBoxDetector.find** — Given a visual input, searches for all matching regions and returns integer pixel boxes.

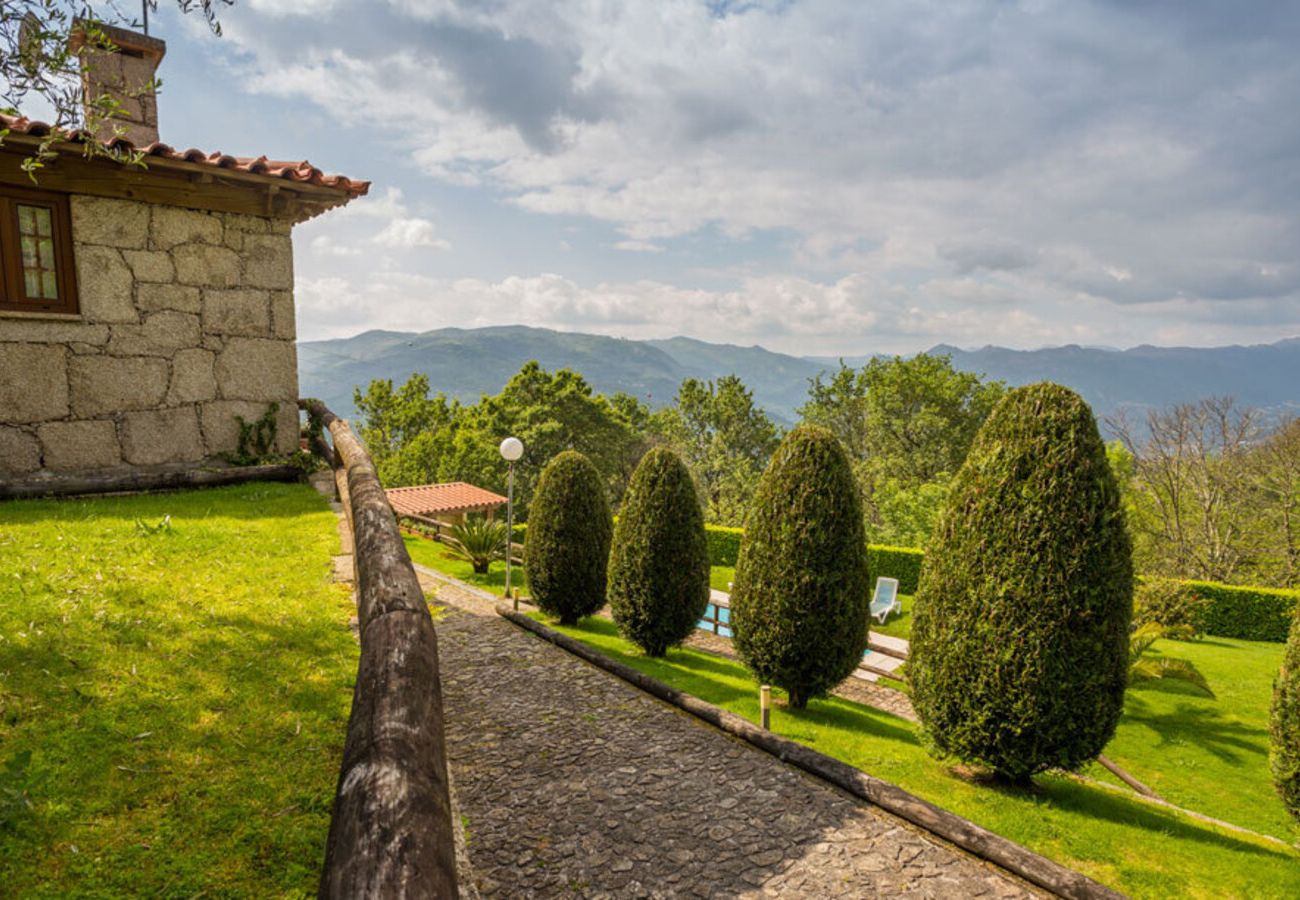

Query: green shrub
[524,451,613,625]
[705,525,745,567]
[910,382,1133,781]
[866,544,924,594]
[1272,612,1300,821]
[1185,580,1299,642]
[608,448,711,656]
[731,426,870,708]
[1134,578,1209,639]
[442,517,507,575]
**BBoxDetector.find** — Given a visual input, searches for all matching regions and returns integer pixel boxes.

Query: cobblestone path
[428,579,1035,898]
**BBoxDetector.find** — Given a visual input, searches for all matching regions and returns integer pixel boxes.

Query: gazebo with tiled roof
[386,482,508,524]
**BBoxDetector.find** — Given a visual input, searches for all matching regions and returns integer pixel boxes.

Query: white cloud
[211,1,1300,350]
[373,218,452,250]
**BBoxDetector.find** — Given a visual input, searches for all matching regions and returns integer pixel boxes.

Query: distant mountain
[928,341,1300,425]
[298,326,1300,432]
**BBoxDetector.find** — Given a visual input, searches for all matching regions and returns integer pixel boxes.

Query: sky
[132,0,1300,355]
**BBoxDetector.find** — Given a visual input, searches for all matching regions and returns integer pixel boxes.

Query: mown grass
[0,483,356,898]
[531,613,1300,899]
[402,532,529,596]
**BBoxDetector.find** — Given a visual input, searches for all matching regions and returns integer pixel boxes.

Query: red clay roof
[387,482,509,518]
[0,114,369,197]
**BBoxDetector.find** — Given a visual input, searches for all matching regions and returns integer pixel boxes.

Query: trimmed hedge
[608,448,711,657]
[866,544,924,595]
[1176,579,1299,643]
[1271,611,1300,821]
[524,451,613,625]
[731,426,871,709]
[705,525,745,567]
[909,382,1133,781]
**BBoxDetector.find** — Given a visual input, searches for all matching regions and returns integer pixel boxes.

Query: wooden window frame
[0,183,79,316]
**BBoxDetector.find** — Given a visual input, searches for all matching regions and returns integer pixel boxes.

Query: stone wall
[0,195,301,480]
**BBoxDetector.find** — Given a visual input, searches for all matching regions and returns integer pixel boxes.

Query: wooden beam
[0,462,300,500]
[301,400,461,899]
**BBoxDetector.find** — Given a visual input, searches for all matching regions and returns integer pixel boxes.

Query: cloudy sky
[142,0,1300,354]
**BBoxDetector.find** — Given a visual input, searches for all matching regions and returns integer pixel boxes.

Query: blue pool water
[698,603,876,662]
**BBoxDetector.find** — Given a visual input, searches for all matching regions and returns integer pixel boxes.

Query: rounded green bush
[909,382,1133,781]
[608,447,711,656]
[731,425,870,708]
[524,450,613,625]
[1271,611,1300,820]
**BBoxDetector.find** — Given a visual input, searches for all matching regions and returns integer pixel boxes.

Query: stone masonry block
[68,355,168,417]
[200,399,284,457]
[215,338,297,402]
[0,426,41,474]
[174,244,242,288]
[202,289,271,337]
[168,348,217,404]
[107,312,201,357]
[75,244,137,323]
[123,249,175,283]
[242,233,294,290]
[38,420,122,472]
[70,195,150,249]
[138,283,201,314]
[0,343,69,422]
[0,319,109,345]
[270,291,296,340]
[120,406,204,466]
[150,206,223,250]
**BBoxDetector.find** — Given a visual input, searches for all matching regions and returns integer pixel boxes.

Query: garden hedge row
[1142,577,1300,643]
[505,521,1297,642]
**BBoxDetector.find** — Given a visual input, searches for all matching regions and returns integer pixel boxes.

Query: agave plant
[442,517,508,575]
[1129,622,1215,698]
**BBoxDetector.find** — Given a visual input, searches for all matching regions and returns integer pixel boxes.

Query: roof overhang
[0,119,368,223]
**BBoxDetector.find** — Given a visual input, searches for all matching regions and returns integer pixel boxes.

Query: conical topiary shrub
[909,381,1133,781]
[608,447,711,656]
[1271,611,1300,821]
[525,450,613,625]
[731,425,870,708]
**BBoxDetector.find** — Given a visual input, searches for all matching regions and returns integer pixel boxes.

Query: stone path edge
[496,604,1124,900]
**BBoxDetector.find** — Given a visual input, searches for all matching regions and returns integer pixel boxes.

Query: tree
[1246,418,1300,588]
[730,426,870,708]
[524,450,613,625]
[607,447,710,656]
[799,354,1004,545]
[1271,611,1300,821]
[1,2,230,175]
[1111,398,1262,584]
[910,382,1133,782]
[658,375,780,526]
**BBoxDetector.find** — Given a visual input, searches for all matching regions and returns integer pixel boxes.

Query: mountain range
[297,326,1300,432]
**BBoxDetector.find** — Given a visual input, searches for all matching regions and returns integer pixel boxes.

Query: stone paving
[428,578,1035,898]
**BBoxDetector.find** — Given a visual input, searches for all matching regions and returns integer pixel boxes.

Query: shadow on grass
[1039,773,1295,861]
[1121,695,1268,765]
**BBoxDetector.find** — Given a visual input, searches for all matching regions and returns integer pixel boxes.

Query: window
[0,185,78,315]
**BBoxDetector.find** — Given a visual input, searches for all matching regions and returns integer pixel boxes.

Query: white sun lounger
[869,576,901,624]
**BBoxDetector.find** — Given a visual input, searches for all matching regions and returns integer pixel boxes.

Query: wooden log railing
[301,400,460,899]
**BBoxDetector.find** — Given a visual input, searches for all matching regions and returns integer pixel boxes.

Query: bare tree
[1247,417,1300,588]
[1111,398,1262,583]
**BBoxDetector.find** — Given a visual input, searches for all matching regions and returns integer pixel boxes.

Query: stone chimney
[69,22,167,146]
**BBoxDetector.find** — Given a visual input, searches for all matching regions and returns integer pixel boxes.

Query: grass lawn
[530,613,1300,899]
[0,483,356,898]
[402,532,529,596]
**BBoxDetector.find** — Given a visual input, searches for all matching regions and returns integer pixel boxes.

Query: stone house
[0,25,367,492]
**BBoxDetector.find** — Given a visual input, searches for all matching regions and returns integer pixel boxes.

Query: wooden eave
[0,134,355,223]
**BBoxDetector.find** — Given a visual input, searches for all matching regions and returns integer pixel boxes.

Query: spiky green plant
[1128,622,1214,697]
[442,517,507,575]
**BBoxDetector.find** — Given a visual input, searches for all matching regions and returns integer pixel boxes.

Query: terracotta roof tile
[0,114,369,197]
[386,482,509,518]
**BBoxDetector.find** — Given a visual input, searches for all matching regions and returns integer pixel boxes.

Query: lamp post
[499,436,524,609]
